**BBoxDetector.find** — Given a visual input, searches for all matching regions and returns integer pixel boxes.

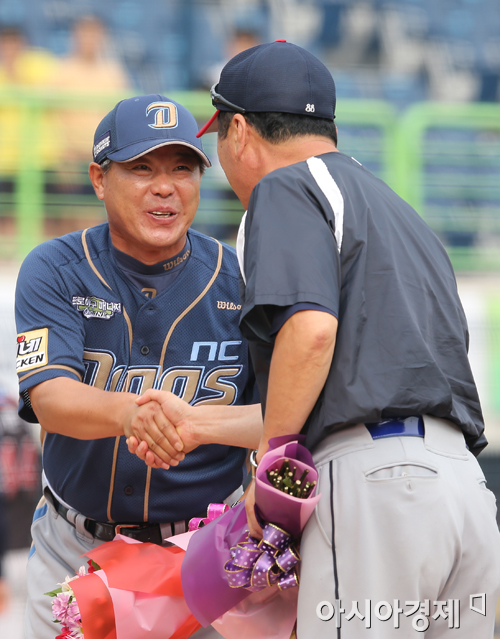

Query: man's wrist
[180,406,202,448]
[120,393,143,439]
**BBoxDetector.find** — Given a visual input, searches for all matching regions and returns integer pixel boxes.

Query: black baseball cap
[197,40,336,137]
[93,94,211,166]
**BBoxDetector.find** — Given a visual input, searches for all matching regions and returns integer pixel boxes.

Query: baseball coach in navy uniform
[197,41,500,638]
[16,95,261,639]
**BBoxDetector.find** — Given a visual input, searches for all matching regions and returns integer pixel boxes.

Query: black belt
[44,487,188,545]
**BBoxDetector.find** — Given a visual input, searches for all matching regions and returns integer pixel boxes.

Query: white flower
[56,565,88,592]
[77,565,87,578]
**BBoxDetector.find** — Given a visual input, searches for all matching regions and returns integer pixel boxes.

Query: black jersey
[238,151,485,454]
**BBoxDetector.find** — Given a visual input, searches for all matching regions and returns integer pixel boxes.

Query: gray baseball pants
[297,415,500,638]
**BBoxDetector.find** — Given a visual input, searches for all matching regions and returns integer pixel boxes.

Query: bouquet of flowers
[45,561,99,639]
[46,435,320,639]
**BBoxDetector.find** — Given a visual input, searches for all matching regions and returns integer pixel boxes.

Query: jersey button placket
[124,485,134,496]
[140,345,150,355]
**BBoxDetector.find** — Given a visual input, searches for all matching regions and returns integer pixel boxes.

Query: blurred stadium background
[0,0,499,635]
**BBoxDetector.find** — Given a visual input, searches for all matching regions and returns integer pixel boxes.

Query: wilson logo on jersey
[217,301,241,310]
[16,328,48,373]
[72,296,122,320]
[162,248,190,271]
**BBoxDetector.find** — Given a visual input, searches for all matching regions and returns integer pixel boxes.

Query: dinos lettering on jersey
[16,328,48,372]
[83,350,243,405]
[193,366,241,406]
[82,349,116,389]
[73,296,122,320]
[159,366,202,402]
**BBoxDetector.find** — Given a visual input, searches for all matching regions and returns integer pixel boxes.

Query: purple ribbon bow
[224,523,300,591]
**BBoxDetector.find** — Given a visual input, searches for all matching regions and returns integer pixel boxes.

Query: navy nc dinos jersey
[15,224,258,523]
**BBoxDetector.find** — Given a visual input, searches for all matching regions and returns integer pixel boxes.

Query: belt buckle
[115,524,140,536]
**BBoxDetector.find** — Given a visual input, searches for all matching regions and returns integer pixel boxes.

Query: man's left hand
[244,479,263,539]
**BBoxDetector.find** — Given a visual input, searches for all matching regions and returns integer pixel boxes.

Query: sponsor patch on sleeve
[16,328,48,373]
[72,295,122,320]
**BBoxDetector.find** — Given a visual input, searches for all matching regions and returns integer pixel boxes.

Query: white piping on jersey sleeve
[306,156,344,253]
[236,211,247,284]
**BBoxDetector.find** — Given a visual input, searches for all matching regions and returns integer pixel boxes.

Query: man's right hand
[127,390,199,468]
[124,397,187,469]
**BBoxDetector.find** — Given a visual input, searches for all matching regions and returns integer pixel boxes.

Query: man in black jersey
[197,41,500,638]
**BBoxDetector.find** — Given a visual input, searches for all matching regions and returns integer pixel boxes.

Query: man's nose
[151,171,175,197]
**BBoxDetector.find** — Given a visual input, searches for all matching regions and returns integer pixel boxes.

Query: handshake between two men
[125,389,263,470]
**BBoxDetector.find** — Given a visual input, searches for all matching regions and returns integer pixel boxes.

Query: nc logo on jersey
[72,296,122,320]
[146,102,178,129]
[16,328,48,373]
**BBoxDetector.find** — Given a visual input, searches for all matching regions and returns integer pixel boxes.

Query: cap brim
[196,110,220,138]
[108,139,211,167]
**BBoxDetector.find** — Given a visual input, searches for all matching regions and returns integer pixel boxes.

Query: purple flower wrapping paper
[181,435,320,627]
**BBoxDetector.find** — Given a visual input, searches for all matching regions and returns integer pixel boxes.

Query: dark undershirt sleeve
[269,303,338,337]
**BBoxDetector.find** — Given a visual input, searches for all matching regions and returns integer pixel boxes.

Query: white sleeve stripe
[306,156,344,253]
[236,211,247,284]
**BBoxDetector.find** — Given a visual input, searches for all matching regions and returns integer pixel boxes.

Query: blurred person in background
[0,26,58,190]
[227,29,262,61]
[49,15,131,181]
[0,26,56,86]
[200,28,261,90]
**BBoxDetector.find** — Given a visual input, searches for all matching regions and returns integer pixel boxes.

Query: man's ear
[230,113,251,159]
[88,162,105,200]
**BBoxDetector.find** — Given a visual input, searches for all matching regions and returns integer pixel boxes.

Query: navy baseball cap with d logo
[197,40,336,137]
[93,94,211,166]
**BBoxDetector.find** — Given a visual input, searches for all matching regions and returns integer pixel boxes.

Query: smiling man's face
[89,144,202,264]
